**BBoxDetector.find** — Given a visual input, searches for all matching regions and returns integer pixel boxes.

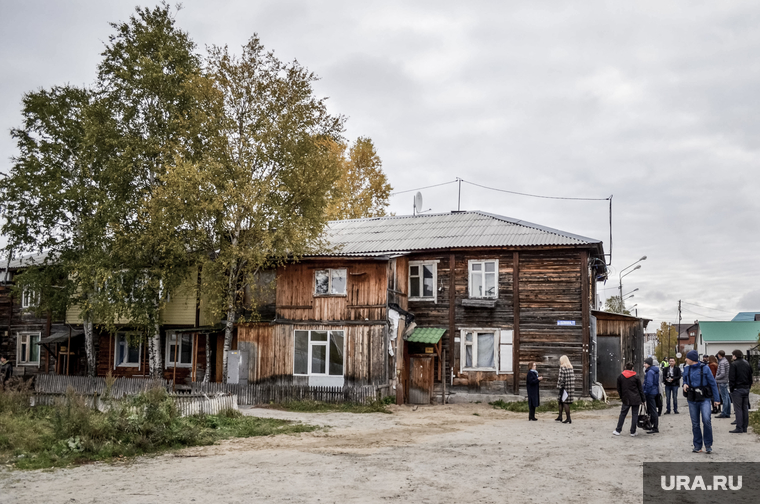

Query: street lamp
[623,288,639,297]
[623,294,635,301]
[619,256,646,310]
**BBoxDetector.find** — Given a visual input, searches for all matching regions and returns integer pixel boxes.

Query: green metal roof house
[696,321,760,357]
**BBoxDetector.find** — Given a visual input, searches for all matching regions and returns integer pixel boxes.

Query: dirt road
[1,401,758,504]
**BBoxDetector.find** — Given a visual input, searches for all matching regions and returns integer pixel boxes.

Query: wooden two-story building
[238,211,608,402]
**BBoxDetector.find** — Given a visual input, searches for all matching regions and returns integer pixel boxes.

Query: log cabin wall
[517,250,585,398]
[405,248,590,397]
[0,283,57,377]
[237,322,386,386]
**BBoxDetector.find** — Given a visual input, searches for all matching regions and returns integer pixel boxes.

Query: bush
[0,386,317,469]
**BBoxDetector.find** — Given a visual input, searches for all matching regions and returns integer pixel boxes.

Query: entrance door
[409,356,434,405]
[597,335,621,389]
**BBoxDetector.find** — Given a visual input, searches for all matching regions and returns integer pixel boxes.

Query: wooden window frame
[314,268,348,297]
[17,332,41,366]
[21,288,39,309]
[408,260,438,303]
[165,332,193,368]
[293,330,345,377]
[114,333,142,369]
[460,328,499,372]
[467,259,498,299]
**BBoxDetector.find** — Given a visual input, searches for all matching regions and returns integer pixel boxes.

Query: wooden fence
[190,382,378,406]
[32,391,237,417]
[32,374,378,406]
[35,374,169,398]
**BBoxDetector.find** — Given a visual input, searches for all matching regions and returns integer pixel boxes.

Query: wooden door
[409,356,434,405]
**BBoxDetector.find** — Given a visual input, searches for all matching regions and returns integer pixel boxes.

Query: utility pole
[677,300,682,357]
[457,177,462,211]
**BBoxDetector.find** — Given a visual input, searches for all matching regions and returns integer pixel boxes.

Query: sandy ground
[1,397,759,504]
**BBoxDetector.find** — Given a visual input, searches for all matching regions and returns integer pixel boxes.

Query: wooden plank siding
[405,248,590,397]
[275,260,388,322]
[237,322,386,387]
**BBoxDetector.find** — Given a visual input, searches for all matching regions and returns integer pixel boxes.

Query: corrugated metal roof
[2,252,50,270]
[699,321,760,342]
[732,312,760,322]
[322,211,602,256]
[406,327,446,344]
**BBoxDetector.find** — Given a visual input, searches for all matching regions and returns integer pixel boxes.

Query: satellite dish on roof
[414,192,423,215]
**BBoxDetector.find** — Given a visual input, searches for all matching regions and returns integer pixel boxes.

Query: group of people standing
[612,349,754,453]
[525,355,575,424]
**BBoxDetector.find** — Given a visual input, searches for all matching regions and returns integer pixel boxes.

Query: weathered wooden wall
[95,331,208,384]
[238,322,387,386]
[594,314,645,377]
[0,282,56,376]
[405,248,589,396]
[276,260,388,322]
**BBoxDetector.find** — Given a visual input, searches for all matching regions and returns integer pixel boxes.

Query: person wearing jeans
[715,350,731,418]
[663,357,681,414]
[643,357,660,434]
[728,349,753,434]
[683,350,721,453]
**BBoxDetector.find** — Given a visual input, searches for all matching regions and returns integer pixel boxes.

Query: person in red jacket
[613,362,646,437]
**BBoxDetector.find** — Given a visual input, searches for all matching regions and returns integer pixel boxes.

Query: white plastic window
[468,260,498,299]
[294,330,345,376]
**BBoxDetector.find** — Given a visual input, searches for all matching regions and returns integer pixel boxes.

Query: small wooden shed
[592,310,650,389]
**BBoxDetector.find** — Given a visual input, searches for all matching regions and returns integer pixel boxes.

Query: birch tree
[93,4,205,377]
[158,36,345,382]
[0,85,106,376]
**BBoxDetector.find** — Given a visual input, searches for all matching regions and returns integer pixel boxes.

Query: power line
[390,180,458,196]
[681,301,735,314]
[461,180,611,201]
[681,307,726,320]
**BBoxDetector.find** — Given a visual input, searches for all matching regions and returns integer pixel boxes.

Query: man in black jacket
[663,357,682,414]
[728,349,753,433]
[613,362,646,437]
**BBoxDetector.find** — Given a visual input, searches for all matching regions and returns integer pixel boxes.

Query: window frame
[468,259,499,299]
[408,260,438,303]
[165,332,194,368]
[459,328,513,373]
[114,333,142,369]
[21,288,39,309]
[293,330,345,377]
[17,332,41,366]
[314,268,348,296]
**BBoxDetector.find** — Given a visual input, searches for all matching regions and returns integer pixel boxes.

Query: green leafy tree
[603,295,631,315]
[158,35,345,382]
[0,85,107,375]
[655,322,678,362]
[326,137,392,220]
[91,3,207,377]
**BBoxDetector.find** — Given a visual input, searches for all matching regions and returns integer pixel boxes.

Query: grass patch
[489,399,613,413]
[750,409,760,437]
[275,399,391,414]
[0,383,316,470]
[750,383,760,395]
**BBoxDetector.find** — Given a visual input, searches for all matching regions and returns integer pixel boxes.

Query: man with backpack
[683,350,721,453]
[613,361,646,437]
[643,357,660,434]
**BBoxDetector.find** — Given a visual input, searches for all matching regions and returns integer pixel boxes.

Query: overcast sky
[1,1,759,330]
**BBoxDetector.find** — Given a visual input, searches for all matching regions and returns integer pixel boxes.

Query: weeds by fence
[190,382,378,405]
[35,374,169,398]
[32,374,377,408]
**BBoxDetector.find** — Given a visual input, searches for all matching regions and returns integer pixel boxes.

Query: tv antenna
[413,192,431,215]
